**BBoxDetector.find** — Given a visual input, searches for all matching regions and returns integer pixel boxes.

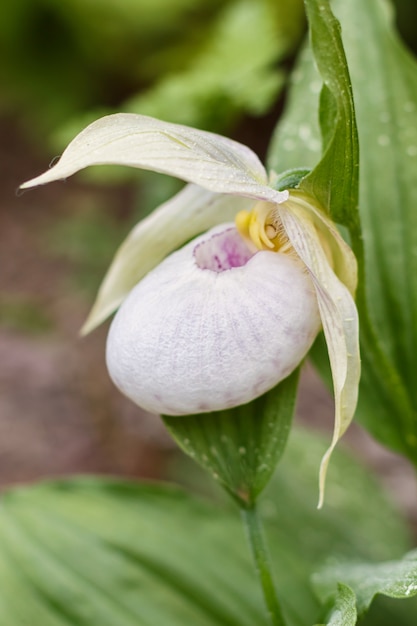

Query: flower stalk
[240,503,287,626]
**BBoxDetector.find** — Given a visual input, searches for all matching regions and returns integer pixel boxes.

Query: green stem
[240,503,287,626]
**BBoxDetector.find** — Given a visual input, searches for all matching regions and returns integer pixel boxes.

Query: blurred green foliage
[394,0,417,54]
[0,0,222,128]
[43,204,131,295]
[0,0,305,152]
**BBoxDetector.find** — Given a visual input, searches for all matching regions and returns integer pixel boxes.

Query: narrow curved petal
[106,224,321,416]
[279,202,360,508]
[82,184,255,334]
[20,113,288,204]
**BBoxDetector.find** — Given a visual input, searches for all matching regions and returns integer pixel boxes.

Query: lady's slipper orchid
[21,113,360,505]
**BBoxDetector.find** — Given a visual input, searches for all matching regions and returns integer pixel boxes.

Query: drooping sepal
[278,196,360,507]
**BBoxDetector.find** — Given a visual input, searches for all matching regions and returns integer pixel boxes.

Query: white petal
[20,113,288,204]
[82,184,255,334]
[287,191,358,296]
[106,224,321,416]
[279,203,360,508]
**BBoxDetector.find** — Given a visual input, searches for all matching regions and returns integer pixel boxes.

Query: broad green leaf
[267,41,322,175]
[329,0,417,452]
[163,370,299,506]
[268,0,417,458]
[264,430,414,625]
[0,428,411,626]
[357,593,417,626]
[263,429,410,565]
[319,584,357,626]
[314,550,417,618]
[394,0,417,55]
[0,480,268,626]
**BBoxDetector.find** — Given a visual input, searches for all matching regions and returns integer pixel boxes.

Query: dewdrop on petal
[106,224,322,416]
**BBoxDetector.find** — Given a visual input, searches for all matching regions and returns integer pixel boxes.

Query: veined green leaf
[0,480,268,626]
[268,0,417,458]
[267,41,322,175]
[0,428,411,626]
[263,429,410,566]
[330,0,417,445]
[321,584,357,626]
[269,0,359,227]
[163,370,299,506]
[301,0,359,228]
[314,550,417,619]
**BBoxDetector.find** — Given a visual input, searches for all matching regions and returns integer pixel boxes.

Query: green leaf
[357,593,417,626]
[301,0,359,227]
[267,41,322,175]
[269,0,359,227]
[329,0,417,453]
[264,431,415,626]
[314,550,417,619]
[0,480,269,626]
[268,0,417,458]
[0,428,411,626]
[163,370,299,506]
[262,429,410,565]
[322,584,357,626]
[173,427,412,626]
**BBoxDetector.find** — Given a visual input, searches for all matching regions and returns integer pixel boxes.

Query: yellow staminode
[235,202,292,254]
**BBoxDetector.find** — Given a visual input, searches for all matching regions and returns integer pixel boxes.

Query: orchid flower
[21,113,360,505]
